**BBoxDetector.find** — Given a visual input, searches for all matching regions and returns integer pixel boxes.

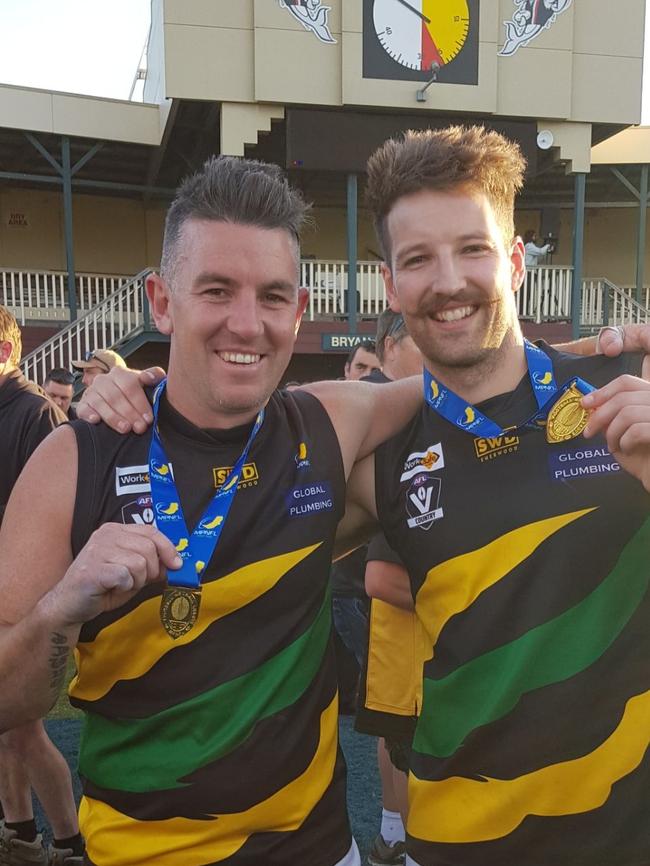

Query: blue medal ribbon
[148,380,264,589]
[423,340,595,438]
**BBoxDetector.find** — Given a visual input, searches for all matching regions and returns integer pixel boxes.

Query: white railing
[619,285,650,310]
[518,266,573,323]
[21,270,152,385]
[301,259,387,318]
[581,278,650,330]
[1,269,131,325]
[13,264,650,380]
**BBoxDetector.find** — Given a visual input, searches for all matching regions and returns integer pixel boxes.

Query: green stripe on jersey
[79,589,332,792]
[414,518,650,759]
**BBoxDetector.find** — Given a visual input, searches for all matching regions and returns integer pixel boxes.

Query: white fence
[14,262,650,382]
[21,270,151,385]
[581,279,650,330]
[1,269,131,325]
[517,266,573,323]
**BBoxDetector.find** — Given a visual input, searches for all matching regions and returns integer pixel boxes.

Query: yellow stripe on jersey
[415,509,594,655]
[408,689,650,844]
[79,693,339,866]
[70,543,321,702]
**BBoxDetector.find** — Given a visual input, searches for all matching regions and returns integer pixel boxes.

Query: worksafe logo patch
[474,434,520,462]
[213,463,259,490]
[400,444,444,482]
[115,465,150,496]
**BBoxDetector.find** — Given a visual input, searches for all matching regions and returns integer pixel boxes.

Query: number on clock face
[373,0,470,71]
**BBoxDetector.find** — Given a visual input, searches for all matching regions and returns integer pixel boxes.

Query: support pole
[636,164,648,305]
[346,173,358,333]
[61,137,78,322]
[571,172,586,340]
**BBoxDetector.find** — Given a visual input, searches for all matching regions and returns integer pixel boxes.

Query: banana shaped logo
[464,407,475,425]
[538,371,553,385]
[175,538,189,553]
[201,515,224,530]
[195,560,206,574]
[221,475,238,493]
[298,442,307,460]
[153,462,170,476]
[430,380,440,400]
[161,502,179,516]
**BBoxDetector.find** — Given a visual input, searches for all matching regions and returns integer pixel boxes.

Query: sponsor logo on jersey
[121,495,154,525]
[286,481,333,518]
[548,446,620,481]
[212,462,259,489]
[405,475,443,531]
[295,442,311,469]
[474,434,520,461]
[400,444,445,482]
[115,465,150,495]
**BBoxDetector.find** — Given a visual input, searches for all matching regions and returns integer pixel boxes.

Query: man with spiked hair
[0,157,425,866]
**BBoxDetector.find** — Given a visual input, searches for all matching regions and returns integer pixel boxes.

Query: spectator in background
[0,304,83,865]
[72,349,126,388]
[43,367,76,419]
[523,228,553,267]
[344,342,380,380]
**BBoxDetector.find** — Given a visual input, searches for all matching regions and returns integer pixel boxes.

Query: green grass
[47,657,83,721]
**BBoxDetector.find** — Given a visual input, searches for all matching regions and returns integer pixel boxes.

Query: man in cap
[72,349,126,389]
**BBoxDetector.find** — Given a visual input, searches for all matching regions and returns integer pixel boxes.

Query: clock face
[373,0,469,71]
[363,0,479,84]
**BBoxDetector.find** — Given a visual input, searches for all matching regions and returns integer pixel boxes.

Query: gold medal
[160,586,202,639]
[546,384,589,443]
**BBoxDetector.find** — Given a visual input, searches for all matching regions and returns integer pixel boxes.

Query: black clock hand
[394,0,431,24]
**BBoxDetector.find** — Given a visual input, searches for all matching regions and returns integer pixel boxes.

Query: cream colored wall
[0,187,166,275]
[156,0,644,126]
[303,207,379,261]
[516,205,650,287]
[2,187,648,290]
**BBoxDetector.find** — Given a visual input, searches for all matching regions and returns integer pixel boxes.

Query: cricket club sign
[499,0,573,57]
[278,0,336,44]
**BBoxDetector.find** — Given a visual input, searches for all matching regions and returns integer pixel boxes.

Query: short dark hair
[345,341,377,367]
[366,125,526,261]
[0,304,22,367]
[44,367,75,387]
[375,309,408,364]
[161,156,310,285]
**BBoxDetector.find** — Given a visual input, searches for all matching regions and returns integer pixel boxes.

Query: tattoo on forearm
[48,632,69,694]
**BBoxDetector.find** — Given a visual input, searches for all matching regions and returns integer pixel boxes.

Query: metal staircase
[580,278,650,334]
[20,269,156,384]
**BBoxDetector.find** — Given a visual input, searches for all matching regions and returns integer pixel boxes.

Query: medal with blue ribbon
[423,341,595,442]
[149,380,264,639]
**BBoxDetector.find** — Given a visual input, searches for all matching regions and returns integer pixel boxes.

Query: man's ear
[294,288,309,337]
[381,262,402,313]
[0,340,13,366]
[510,236,526,293]
[146,273,173,336]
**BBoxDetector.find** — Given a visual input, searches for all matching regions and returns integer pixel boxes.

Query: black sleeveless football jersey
[375,347,650,866]
[69,389,351,866]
